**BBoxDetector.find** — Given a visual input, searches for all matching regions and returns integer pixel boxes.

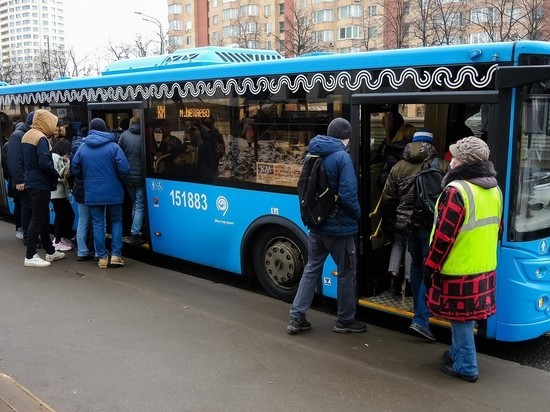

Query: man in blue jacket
[71,118,130,269]
[287,118,366,334]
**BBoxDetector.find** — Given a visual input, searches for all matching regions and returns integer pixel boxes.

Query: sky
[63,0,168,58]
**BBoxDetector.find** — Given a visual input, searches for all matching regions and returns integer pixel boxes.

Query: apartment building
[166,0,549,55]
[0,0,65,84]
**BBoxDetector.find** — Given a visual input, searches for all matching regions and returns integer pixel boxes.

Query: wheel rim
[262,237,304,290]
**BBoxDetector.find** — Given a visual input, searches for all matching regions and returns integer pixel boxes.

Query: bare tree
[280,3,322,57]
[229,15,262,48]
[431,0,467,45]
[380,0,409,49]
[410,0,435,47]
[516,0,550,40]
[352,3,384,51]
[468,0,525,42]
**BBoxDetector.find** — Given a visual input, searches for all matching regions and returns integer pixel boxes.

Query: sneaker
[333,320,367,333]
[53,240,72,252]
[77,254,94,261]
[15,228,24,239]
[441,363,478,382]
[409,322,436,341]
[98,257,109,269]
[442,350,454,366]
[45,251,65,262]
[287,318,312,334]
[109,256,125,267]
[24,254,51,267]
[61,238,73,248]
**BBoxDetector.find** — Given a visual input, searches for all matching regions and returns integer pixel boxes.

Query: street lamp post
[134,11,165,55]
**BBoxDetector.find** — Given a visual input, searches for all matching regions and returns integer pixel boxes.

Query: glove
[423,266,434,289]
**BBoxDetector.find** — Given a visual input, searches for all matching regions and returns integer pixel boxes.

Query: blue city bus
[1,42,549,342]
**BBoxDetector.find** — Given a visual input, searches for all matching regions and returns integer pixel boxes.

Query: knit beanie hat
[449,136,490,164]
[26,111,34,126]
[89,118,107,132]
[327,117,352,140]
[412,128,434,143]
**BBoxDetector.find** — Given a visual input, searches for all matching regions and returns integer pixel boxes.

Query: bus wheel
[253,227,306,303]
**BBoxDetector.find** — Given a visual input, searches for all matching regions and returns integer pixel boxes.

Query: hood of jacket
[85,130,116,148]
[128,123,140,135]
[14,122,30,134]
[31,109,58,138]
[442,160,497,189]
[308,135,347,157]
[403,141,438,164]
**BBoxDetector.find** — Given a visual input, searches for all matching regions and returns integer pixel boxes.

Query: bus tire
[252,226,306,303]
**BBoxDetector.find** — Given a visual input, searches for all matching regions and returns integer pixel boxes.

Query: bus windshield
[512,86,550,240]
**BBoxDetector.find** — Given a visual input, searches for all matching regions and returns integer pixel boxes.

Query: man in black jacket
[7,112,34,243]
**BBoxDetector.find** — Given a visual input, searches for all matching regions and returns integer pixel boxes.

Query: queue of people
[1,112,142,269]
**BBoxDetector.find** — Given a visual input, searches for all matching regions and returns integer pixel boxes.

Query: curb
[0,372,55,412]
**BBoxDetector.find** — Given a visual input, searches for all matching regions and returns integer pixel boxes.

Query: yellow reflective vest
[432,180,502,276]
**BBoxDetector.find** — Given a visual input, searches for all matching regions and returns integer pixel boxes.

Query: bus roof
[1,41,549,102]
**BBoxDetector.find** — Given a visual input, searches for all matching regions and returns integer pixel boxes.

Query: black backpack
[297,154,339,228]
[414,157,445,225]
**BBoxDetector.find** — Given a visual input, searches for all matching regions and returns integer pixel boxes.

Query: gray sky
[64,0,168,57]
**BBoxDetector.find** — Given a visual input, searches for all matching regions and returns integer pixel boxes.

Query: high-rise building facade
[0,0,65,84]
[166,0,549,56]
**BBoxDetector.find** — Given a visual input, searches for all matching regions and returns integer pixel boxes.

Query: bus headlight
[535,266,547,279]
[536,295,549,311]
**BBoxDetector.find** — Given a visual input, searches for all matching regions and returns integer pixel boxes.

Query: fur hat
[327,117,352,140]
[449,136,490,164]
[89,118,107,132]
[412,128,434,143]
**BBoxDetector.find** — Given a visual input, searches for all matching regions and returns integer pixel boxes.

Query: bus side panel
[490,245,550,341]
[145,179,286,268]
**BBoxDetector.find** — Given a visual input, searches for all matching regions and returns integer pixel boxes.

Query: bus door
[350,92,499,314]
[87,102,146,243]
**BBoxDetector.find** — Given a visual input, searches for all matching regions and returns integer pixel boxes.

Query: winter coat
[117,123,143,184]
[381,141,449,235]
[70,134,86,203]
[71,129,130,205]
[7,122,31,188]
[21,110,59,191]
[376,138,411,190]
[425,160,501,321]
[1,141,13,197]
[307,135,360,236]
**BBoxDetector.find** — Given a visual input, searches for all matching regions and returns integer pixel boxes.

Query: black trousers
[26,189,55,258]
[51,198,75,242]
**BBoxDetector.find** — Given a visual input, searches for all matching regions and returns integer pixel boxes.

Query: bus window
[511,86,550,240]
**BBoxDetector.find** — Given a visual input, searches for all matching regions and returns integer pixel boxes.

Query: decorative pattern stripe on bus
[0,64,499,106]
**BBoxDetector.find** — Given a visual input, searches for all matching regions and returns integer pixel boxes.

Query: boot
[391,272,402,297]
[404,280,412,297]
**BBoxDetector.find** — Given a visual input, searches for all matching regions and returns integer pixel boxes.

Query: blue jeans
[407,227,431,327]
[126,184,145,236]
[290,232,357,324]
[450,320,478,376]
[89,204,123,259]
[76,202,91,257]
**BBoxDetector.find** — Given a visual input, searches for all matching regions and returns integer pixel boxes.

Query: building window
[313,29,333,42]
[338,5,361,19]
[368,26,377,38]
[169,20,182,30]
[263,4,271,17]
[222,8,238,21]
[338,26,361,40]
[279,3,284,14]
[168,4,183,14]
[469,32,489,43]
[240,4,259,17]
[213,15,218,25]
[185,3,191,13]
[264,23,272,34]
[313,9,333,23]
[368,5,377,16]
[279,21,285,33]
[168,35,183,46]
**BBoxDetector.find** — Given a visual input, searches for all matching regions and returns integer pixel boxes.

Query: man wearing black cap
[7,111,34,243]
[288,117,366,334]
[71,118,130,269]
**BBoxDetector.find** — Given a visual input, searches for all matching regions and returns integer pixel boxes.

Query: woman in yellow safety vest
[424,136,502,383]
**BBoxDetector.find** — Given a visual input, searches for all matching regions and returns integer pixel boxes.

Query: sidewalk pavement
[0,372,54,412]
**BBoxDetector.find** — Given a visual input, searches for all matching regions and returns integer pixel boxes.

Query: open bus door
[350,91,499,318]
[86,102,146,244]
